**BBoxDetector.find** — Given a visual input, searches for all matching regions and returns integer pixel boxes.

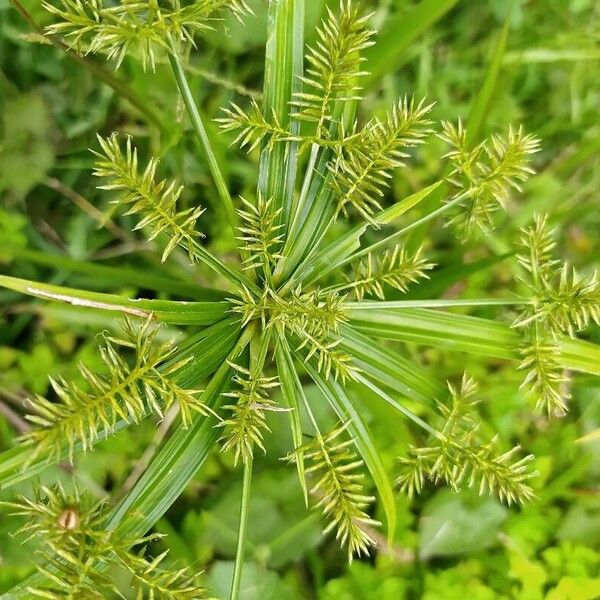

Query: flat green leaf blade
[356,373,437,436]
[295,182,443,289]
[259,0,304,224]
[349,308,600,375]
[275,337,309,504]
[560,338,600,375]
[374,181,444,226]
[350,308,518,359]
[340,325,443,403]
[4,246,225,300]
[291,224,368,290]
[0,274,230,325]
[277,146,337,281]
[465,19,510,147]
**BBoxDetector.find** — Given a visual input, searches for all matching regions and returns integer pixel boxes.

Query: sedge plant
[1,1,599,598]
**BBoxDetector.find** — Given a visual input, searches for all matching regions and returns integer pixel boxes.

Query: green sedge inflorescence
[1,1,598,598]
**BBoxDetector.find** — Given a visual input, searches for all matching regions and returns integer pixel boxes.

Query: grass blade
[275,336,309,504]
[345,299,528,310]
[0,274,230,325]
[259,0,305,225]
[4,246,226,300]
[276,145,337,282]
[465,19,510,147]
[354,373,438,436]
[350,307,518,358]
[560,338,600,375]
[340,325,443,403]
[168,49,239,244]
[374,181,444,226]
[350,308,600,375]
[289,183,442,291]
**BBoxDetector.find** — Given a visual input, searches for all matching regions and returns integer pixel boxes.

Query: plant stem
[189,240,260,296]
[230,456,253,600]
[290,190,469,290]
[344,298,532,309]
[355,373,438,436]
[167,48,239,246]
[346,193,468,266]
[229,332,266,600]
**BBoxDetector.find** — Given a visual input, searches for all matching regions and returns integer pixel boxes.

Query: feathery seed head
[397,374,536,505]
[440,121,540,239]
[219,361,281,465]
[288,423,380,562]
[513,214,599,416]
[347,244,435,300]
[20,316,209,464]
[43,0,253,70]
[93,134,205,263]
[4,484,208,598]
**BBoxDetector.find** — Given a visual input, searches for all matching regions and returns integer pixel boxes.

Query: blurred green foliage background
[0,0,598,598]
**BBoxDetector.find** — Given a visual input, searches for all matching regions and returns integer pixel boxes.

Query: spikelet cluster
[397,375,536,505]
[520,267,600,336]
[217,8,432,225]
[93,134,204,262]
[2,484,208,599]
[21,316,207,463]
[513,214,600,415]
[217,1,375,152]
[236,195,284,273]
[44,0,252,70]
[219,361,280,465]
[515,212,558,281]
[271,288,348,338]
[329,97,433,221]
[230,287,357,382]
[519,330,568,416]
[217,100,298,153]
[288,423,380,562]
[440,121,540,239]
[292,1,375,139]
[348,244,435,300]
[271,289,357,382]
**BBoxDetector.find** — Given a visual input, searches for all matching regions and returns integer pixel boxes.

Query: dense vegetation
[0,1,598,598]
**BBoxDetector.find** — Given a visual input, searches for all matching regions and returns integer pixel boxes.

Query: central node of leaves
[231,284,356,382]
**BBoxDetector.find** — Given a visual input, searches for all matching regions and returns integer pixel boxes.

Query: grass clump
[0,1,598,599]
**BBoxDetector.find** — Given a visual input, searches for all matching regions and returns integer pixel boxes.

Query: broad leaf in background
[418,490,507,560]
[0,93,54,196]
